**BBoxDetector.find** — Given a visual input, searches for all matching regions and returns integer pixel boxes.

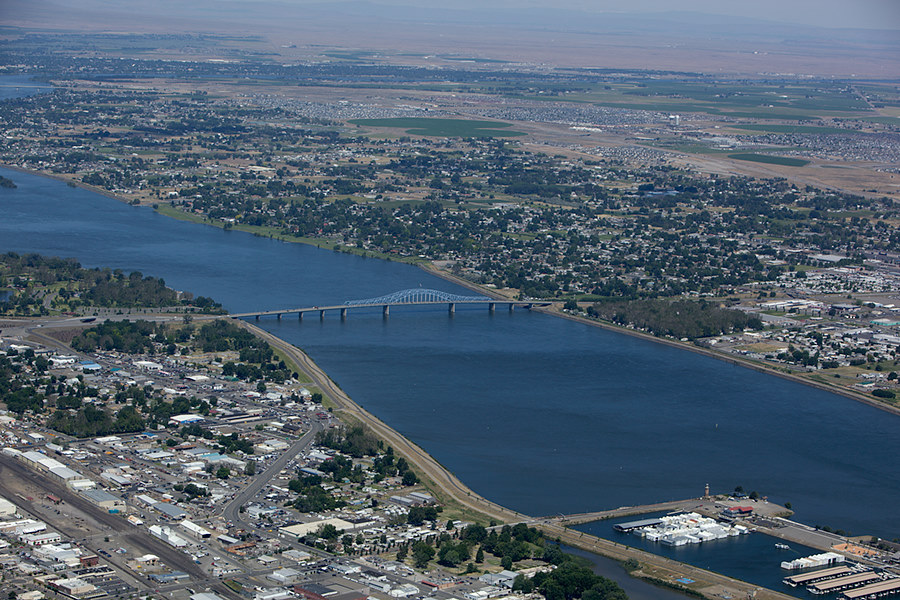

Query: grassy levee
[234,319,815,600]
[235,319,525,526]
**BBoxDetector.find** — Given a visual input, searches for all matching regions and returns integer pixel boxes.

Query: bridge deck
[229,299,551,319]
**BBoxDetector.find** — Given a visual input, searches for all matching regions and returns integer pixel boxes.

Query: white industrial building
[180,519,212,539]
[149,525,188,548]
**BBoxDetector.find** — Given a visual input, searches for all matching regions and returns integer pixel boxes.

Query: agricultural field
[505,78,877,121]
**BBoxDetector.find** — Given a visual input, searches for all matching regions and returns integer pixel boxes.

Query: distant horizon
[304,0,900,31]
[5,0,900,31]
[4,0,898,77]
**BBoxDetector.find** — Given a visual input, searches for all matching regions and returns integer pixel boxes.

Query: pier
[843,579,900,600]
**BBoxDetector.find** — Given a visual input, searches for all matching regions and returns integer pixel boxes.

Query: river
[3,165,898,541]
[0,75,53,100]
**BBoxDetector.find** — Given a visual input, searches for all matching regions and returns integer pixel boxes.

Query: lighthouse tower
[704,483,710,499]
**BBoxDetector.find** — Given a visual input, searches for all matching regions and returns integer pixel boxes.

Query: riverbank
[418,261,900,418]
[236,320,802,600]
[6,163,896,417]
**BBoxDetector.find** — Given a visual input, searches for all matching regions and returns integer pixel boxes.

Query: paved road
[543,499,708,525]
[240,320,529,525]
[221,422,323,527]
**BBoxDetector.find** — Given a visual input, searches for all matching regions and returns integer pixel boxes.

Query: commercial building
[80,489,126,512]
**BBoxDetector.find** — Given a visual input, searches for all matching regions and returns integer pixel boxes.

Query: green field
[727,153,810,167]
[348,118,525,137]
[498,78,875,120]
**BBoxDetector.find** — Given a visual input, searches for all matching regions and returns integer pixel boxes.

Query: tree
[244,461,256,476]
[412,541,435,569]
[475,547,484,563]
[402,470,418,486]
[216,466,230,479]
[319,523,339,540]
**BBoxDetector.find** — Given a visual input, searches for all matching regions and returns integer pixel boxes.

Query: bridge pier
[509,303,514,312]
[276,313,281,320]
[255,314,260,320]
[383,305,389,317]
[448,302,455,314]
[340,307,347,319]
[319,310,325,319]
[489,302,495,312]
[298,311,303,321]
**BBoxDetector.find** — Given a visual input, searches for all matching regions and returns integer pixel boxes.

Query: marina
[579,511,825,599]
[809,572,881,595]
[843,579,900,600]
[782,552,847,570]
[629,512,749,546]
[784,566,853,587]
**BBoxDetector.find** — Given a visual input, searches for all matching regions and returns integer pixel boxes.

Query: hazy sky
[310,0,900,30]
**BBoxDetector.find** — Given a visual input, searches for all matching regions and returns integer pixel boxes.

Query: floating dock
[784,566,853,587]
[613,518,663,532]
[842,579,900,600]
[810,572,880,595]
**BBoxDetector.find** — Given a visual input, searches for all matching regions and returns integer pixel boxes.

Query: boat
[776,543,790,550]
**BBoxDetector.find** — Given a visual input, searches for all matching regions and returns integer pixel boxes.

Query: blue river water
[0,75,52,100]
[578,513,825,600]
[2,165,899,543]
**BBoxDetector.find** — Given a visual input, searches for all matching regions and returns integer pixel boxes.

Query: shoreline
[5,161,899,418]
[23,312,804,600]
[235,320,798,600]
[416,262,900,418]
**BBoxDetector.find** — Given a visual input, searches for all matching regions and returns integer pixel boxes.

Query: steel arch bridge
[344,288,492,307]
[228,288,551,320]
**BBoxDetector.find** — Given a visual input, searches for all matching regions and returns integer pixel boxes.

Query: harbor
[573,497,900,600]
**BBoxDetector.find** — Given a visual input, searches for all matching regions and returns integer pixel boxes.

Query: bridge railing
[344,288,493,307]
